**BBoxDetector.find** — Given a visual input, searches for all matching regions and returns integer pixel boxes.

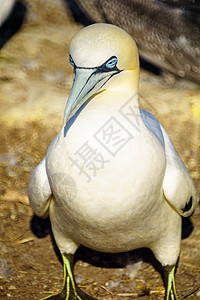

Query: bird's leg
[41,253,96,300]
[163,265,177,300]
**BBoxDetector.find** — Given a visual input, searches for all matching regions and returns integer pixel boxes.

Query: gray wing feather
[140,109,197,217]
[140,109,165,149]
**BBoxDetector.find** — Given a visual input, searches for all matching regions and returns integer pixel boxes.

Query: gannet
[0,0,15,26]
[28,23,197,300]
[73,0,200,84]
[0,0,27,49]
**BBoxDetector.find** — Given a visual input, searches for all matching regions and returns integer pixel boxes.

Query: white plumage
[28,23,197,300]
[0,0,15,26]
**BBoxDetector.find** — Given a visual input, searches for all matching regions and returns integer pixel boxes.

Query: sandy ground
[0,0,200,299]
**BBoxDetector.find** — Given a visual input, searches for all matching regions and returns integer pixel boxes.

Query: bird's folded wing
[140,109,197,217]
[160,124,197,217]
[28,158,52,218]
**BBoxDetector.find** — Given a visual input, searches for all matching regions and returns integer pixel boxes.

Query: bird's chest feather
[46,105,166,239]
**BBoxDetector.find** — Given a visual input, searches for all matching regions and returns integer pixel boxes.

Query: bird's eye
[69,55,75,67]
[106,56,118,69]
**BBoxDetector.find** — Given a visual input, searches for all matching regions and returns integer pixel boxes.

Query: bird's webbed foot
[164,265,177,300]
[41,254,96,300]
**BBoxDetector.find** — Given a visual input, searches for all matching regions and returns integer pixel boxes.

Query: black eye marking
[181,196,193,213]
[97,56,119,73]
[73,55,121,73]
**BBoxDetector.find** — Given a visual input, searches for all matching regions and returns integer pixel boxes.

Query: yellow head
[69,23,139,70]
[64,23,139,123]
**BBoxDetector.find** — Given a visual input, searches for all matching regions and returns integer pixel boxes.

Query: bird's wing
[28,157,52,218]
[140,109,197,217]
[140,109,165,149]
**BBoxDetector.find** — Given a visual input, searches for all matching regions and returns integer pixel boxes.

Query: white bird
[0,0,15,26]
[28,23,197,300]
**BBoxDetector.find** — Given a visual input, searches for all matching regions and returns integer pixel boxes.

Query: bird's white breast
[46,91,167,252]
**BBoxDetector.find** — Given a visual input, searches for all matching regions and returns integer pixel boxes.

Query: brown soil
[0,1,200,299]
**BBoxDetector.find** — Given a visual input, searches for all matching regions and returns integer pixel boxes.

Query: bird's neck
[106,68,139,91]
[99,69,140,113]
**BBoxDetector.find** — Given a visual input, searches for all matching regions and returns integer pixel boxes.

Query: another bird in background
[0,0,15,26]
[0,0,27,49]
[72,0,200,84]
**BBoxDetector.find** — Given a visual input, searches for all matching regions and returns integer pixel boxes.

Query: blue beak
[63,68,117,124]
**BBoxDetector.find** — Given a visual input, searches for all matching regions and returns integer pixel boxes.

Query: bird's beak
[64,68,117,124]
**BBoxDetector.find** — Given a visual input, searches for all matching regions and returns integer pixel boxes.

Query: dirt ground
[0,1,200,299]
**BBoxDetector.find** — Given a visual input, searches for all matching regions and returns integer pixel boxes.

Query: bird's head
[64,23,139,124]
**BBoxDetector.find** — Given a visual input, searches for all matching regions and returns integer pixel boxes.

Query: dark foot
[41,254,96,300]
[41,287,96,300]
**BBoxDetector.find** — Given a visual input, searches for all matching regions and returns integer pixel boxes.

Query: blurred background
[0,0,199,299]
